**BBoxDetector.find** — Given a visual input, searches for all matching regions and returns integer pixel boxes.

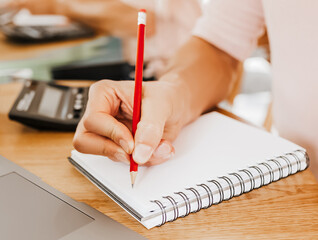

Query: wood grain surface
[1,82,318,239]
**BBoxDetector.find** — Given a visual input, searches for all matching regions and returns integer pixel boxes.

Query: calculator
[9,80,88,131]
[0,8,94,43]
[0,22,94,42]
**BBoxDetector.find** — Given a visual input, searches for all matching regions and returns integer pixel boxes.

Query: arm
[73,0,267,166]
[160,36,239,125]
[56,0,156,38]
[10,0,156,37]
[73,36,239,165]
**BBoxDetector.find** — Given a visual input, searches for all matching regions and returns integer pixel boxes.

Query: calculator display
[37,86,63,118]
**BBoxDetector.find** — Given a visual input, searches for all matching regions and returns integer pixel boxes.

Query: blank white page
[71,112,302,217]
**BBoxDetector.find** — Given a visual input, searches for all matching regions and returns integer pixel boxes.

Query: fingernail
[119,139,133,154]
[153,142,172,159]
[114,152,130,165]
[162,149,175,160]
[133,144,153,164]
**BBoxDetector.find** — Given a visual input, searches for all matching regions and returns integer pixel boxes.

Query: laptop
[0,155,146,240]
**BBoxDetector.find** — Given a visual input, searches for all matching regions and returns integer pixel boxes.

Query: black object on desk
[0,22,94,43]
[9,79,88,131]
[52,61,155,81]
[0,8,94,43]
[52,62,135,81]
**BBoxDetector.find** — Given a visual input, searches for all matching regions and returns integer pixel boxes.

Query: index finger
[82,80,134,153]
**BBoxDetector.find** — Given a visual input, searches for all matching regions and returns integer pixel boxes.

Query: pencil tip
[130,171,138,188]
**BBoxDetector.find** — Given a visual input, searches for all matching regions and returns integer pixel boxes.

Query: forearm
[160,36,239,124]
[57,0,156,38]
[17,0,155,37]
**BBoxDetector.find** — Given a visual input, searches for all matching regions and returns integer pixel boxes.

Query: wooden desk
[1,82,318,239]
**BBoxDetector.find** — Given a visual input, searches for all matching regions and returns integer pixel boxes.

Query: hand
[6,0,156,38]
[4,0,57,14]
[73,79,191,166]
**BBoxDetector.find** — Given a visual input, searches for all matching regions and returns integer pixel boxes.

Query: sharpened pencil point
[130,171,137,188]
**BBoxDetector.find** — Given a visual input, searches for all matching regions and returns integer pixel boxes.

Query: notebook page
[71,112,303,217]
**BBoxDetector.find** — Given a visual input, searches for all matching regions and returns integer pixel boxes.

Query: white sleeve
[193,0,265,61]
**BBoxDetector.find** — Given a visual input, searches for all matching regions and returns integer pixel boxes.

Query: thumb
[132,98,170,165]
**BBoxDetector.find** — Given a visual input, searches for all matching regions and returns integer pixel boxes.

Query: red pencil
[130,9,146,187]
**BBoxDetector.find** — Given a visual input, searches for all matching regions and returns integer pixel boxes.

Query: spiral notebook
[68,112,309,229]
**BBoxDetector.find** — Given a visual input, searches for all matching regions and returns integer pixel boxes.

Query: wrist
[159,72,200,127]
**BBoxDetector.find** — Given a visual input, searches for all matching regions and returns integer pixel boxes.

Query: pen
[130,9,146,188]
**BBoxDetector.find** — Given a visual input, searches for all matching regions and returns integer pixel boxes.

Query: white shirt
[193,0,318,176]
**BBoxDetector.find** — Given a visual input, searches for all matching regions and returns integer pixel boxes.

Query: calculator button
[74,104,82,111]
[67,113,73,119]
[72,88,78,95]
[16,99,26,111]
[76,93,83,100]
[75,99,82,105]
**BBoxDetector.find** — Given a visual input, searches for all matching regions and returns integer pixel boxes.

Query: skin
[74,36,239,165]
[5,1,239,165]
[6,0,156,37]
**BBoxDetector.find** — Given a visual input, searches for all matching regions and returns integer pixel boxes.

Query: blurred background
[0,0,272,129]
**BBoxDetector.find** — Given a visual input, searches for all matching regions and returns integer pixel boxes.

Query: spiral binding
[229,172,245,194]
[163,196,179,222]
[151,150,308,227]
[219,176,235,198]
[259,162,274,182]
[269,159,283,178]
[209,179,224,204]
[197,183,213,208]
[151,200,166,226]
[250,165,265,187]
[175,191,192,217]
[239,169,255,191]
[185,188,202,212]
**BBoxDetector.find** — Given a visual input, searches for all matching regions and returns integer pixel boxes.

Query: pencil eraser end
[138,9,147,25]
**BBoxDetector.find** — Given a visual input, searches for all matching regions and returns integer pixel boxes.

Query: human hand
[3,0,58,14]
[73,79,191,166]
[4,0,156,38]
